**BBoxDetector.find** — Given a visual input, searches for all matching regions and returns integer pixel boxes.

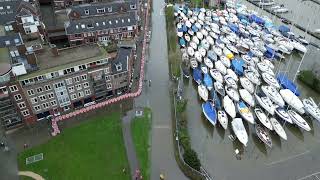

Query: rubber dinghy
[232,118,249,146]
[202,100,217,126]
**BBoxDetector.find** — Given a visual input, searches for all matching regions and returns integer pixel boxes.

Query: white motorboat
[206,36,215,46]
[262,59,275,69]
[288,110,311,131]
[226,69,238,81]
[257,62,269,72]
[276,39,294,51]
[224,95,236,119]
[261,85,285,107]
[220,56,231,68]
[190,58,198,69]
[184,34,190,42]
[204,58,213,69]
[201,40,210,50]
[291,40,307,53]
[226,44,239,54]
[250,47,264,57]
[198,84,209,101]
[212,45,222,56]
[187,46,195,56]
[275,107,293,124]
[237,101,255,124]
[215,60,227,75]
[216,40,225,49]
[220,36,231,44]
[192,36,200,45]
[241,55,255,66]
[240,77,255,94]
[231,118,249,146]
[223,47,234,59]
[243,38,254,47]
[217,110,228,129]
[196,31,204,40]
[262,73,280,89]
[245,70,261,85]
[210,69,224,83]
[201,29,208,37]
[270,117,287,140]
[199,47,207,57]
[273,8,289,13]
[225,86,240,102]
[298,37,309,45]
[177,31,183,37]
[195,51,202,62]
[277,44,291,54]
[214,81,226,97]
[254,107,273,130]
[255,94,275,115]
[280,89,305,114]
[201,64,208,74]
[239,89,255,107]
[225,75,238,89]
[303,98,320,122]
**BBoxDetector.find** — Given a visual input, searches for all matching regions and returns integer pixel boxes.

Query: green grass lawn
[18,113,130,180]
[131,108,152,180]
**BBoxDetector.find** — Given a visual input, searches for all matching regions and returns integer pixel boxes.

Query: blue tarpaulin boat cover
[191,25,198,32]
[202,101,217,125]
[264,46,276,58]
[182,24,187,32]
[193,68,202,84]
[277,73,301,96]
[279,25,290,33]
[179,38,186,46]
[228,23,239,34]
[231,59,244,76]
[249,15,265,25]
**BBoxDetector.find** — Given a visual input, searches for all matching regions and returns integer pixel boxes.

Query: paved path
[18,171,45,180]
[122,110,140,180]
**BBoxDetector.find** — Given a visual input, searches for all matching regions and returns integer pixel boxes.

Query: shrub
[183,148,201,171]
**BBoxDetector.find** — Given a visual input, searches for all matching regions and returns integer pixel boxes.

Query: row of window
[68,82,90,93]
[65,74,87,85]
[34,100,58,112]
[27,85,52,96]
[70,89,91,100]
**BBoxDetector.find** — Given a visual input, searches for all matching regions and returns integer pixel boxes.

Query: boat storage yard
[173,1,320,179]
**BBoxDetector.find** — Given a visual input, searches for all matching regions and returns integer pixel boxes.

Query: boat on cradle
[213,98,225,123]
[210,69,224,83]
[223,95,236,118]
[220,56,231,68]
[232,118,249,146]
[288,110,311,131]
[204,73,213,90]
[198,84,209,101]
[303,98,320,122]
[202,100,217,126]
[215,60,227,75]
[190,58,198,69]
[245,70,261,85]
[270,117,287,140]
[225,86,240,102]
[226,69,238,81]
[280,89,305,114]
[204,57,213,69]
[275,107,293,124]
[225,75,238,89]
[237,101,255,124]
[254,107,273,130]
[207,50,218,61]
[261,85,285,107]
[214,81,226,97]
[262,73,280,89]
[255,93,276,115]
[193,68,202,84]
[239,89,255,107]
[255,124,272,148]
[240,77,255,94]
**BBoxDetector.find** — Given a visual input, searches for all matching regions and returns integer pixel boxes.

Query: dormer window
[0,7,3,10]
[115,63,122,72]
[81,24,85,28]
[115,20,118,24]
[84,9,89,15]
[128,18,131,23]
[97,8,105,13]
[5,40,10,45]
[108,7,112,12]
[109,21,112,25]
[121,19,124,23]
[7,6,10,9]
[102,22,105,25]
[96,22,99,26]
[87,24,93,28]
[76,25,79,29]
[130,5,136,9]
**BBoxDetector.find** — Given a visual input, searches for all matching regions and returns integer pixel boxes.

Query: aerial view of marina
[0,0,320,179]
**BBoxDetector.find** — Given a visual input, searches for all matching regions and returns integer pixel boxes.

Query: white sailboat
[223,95,236,118]
[270,117,287,140]
[232,118,249,146]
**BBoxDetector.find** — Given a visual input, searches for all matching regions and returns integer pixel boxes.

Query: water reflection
[270,131,282,149]
[252,133,268,156]
[286,124,304,141]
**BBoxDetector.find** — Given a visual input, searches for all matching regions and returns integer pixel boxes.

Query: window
[9,85,18,92]
[34,105,41,111]
[27,89,34,96]
[130,5,136,9]
[71,94,77,100]
[31,97,38,104]
[50,100,57,106]
[42,102,49,109]
[44,85,51,91]
[81,74,87,80]
[64,106,70,111]
[65,78,73,85]
[115,63,122,72]
[76,84,82,90]
[36,87,43,93]
[108,7,112,12]
[97,8,105,13]
[107,83,112,89]
[105,75,111,81]
[68,86,75,93]
[85,89,91,95]
[78,91,84,98]
[83,82,89,88]
[73,76,80,83]
[104,67,110,74]
[14,94,22,101]
[22,110,30,117]
[85,9,89,15]
[39,95,46,101]
[25,27,31,34]
[18,102,26,109]
[48,93,54,99]
[74,33,82,38]
[54,82,64,88]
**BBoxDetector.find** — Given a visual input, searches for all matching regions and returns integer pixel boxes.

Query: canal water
[178,1,320,180]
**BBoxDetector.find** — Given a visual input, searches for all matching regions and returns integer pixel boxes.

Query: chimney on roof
[50,44,59,56]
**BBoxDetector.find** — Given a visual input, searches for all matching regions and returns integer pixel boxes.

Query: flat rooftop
[18,44,114,80]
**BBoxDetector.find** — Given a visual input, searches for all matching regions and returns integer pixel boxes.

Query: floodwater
[179,1,320,180]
